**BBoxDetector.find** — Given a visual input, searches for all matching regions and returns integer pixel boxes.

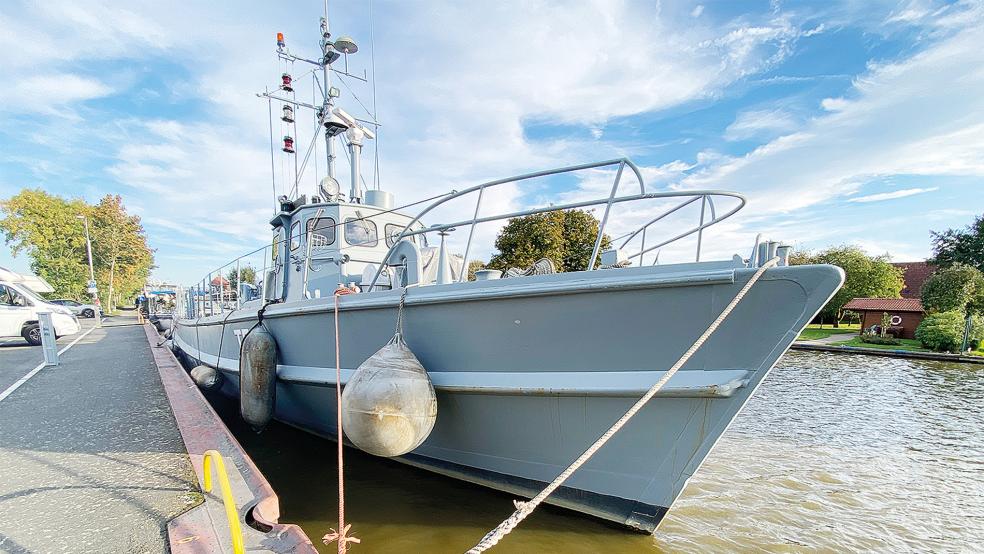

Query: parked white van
[0,281,81,345]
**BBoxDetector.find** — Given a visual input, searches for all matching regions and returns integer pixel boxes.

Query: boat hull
[172,262,842,531]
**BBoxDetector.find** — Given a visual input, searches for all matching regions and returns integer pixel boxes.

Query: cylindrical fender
[190,364,223,392]
[240,325,278,432]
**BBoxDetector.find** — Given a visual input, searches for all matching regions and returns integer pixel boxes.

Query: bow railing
[367,158,745,290]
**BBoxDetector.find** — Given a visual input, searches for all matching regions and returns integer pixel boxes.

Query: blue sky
[1,0,982,285]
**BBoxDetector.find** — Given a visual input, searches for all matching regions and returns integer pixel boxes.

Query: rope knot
[323,524,361,550]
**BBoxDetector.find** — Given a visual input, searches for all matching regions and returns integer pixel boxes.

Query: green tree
[487,210,611,273]
[920,263,984,315]
[791,245,904,326]
[930,215,984,271]
[226,264,259,291]
[1,190,153,310]
[915,310,967,352]
[0,189,90,298]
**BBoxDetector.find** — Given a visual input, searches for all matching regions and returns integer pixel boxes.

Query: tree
[486,210,611,273]
[89,195,154,312]
[930,215,984,271]
[1,190,153,310]
[915,310,967,352]
[0,190,90,298]
[226,264,259,291]
[920,263,984,316]
[791,245,904,325]
[466,260,486,281]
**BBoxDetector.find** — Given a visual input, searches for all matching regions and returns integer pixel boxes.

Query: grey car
[49,299,101,318]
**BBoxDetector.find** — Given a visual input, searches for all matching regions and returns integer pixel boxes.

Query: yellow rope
[466,258,780,553]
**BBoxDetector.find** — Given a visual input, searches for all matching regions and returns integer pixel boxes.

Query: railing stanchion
[236,259,242,310]
[459,186,485,282]
[588,161,624,270]
[696,195,707,262]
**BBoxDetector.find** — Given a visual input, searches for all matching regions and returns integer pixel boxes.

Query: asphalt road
[0,316,102,395]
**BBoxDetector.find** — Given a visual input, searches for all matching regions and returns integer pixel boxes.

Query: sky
[1,0,982,285]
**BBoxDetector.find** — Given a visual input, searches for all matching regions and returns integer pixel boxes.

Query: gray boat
[170,10,843,533]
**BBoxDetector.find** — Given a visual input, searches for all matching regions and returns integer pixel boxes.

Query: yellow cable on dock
[203,449,245,554]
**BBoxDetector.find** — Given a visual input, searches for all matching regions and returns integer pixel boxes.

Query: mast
[320,1,336,180]
[258,3,375,205]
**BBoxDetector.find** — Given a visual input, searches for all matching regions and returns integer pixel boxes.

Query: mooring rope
[324,287,360,553]
[466,257,780,553]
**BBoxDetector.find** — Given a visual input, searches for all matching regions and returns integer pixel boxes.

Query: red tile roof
[842,297,924,312]
[891,261,935,299]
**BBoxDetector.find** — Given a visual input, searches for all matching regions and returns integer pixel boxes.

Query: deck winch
[341,294,436,457]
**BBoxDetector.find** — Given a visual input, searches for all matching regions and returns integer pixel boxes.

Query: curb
[790,342,984,364]
[142,324,316,552]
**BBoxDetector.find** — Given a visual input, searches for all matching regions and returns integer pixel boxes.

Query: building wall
[859,310,925,340]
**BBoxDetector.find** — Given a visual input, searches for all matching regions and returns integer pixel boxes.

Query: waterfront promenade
[0,312,313,553]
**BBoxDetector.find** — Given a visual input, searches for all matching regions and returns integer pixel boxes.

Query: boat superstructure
[170,6,843,533]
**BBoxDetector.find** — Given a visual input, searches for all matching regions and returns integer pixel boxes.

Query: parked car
[0,282,81,345]
[49,299,101,318]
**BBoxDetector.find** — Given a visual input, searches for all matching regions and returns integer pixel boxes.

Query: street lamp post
[77,214,101,326]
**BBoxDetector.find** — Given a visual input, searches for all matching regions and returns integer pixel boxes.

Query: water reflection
[219,351,984,552]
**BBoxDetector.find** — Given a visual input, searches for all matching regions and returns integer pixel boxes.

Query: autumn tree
[791,245,904,325]
[1,190,153,310]
[0,190,90,297]
[486,210,610,273]
[930,215,984,271]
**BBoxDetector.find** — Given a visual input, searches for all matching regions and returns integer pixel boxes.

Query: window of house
[306,217,336,249]
[289,221,301,251]
[344,218,378,247]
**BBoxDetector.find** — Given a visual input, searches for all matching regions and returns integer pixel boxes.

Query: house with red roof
[842,297,925,340]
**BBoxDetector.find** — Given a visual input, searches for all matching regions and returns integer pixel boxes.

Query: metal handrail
[203,449,245,554]
[367,157,745,290]
[184,157,746,303]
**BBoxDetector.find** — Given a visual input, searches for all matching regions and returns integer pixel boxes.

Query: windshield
[12,284,49,306]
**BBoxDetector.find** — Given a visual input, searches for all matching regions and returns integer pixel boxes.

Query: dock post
[39,311,58,366]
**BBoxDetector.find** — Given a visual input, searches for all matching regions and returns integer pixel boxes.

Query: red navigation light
[282,136,295,154]
[281,73,293,92]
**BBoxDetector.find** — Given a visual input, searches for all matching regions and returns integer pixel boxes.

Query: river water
[221,351,984,553]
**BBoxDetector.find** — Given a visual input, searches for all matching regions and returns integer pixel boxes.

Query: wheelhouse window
[384,223,415,247]
[289,221,301,251]
[345,218,378,247]
[306,217,336,249]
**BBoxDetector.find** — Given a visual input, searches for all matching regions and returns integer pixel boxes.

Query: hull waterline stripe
[0,324,99,404]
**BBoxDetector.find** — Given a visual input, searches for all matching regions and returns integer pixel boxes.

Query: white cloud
[0,74,113,114]
[724,108,798,140]
[679,6,984,219]
[820,97,849,111]
[848,187,938,203]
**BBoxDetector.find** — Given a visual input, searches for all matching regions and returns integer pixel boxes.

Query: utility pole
[77,214,101,326]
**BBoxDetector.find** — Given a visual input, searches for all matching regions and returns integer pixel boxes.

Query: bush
[915,311,966,352]
[860,333,900,346]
